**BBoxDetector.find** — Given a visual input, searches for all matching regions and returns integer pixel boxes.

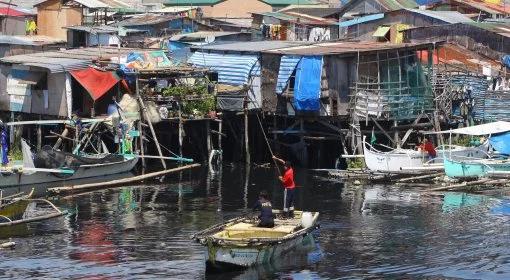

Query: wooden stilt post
[244,106,250,164]
[37,124,42,151]
[135,74,166,169]
[218,117,223,156]
[138,120,146,168]
[178,102,184,161]
[206,119,211,160]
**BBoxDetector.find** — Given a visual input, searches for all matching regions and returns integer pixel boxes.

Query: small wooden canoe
[192,210,319,270]
[0,189,34,221]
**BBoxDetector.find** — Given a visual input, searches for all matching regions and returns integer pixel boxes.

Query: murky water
[1,165,510,279]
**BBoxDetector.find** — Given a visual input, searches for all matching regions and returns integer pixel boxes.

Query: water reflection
[1,166,510,279]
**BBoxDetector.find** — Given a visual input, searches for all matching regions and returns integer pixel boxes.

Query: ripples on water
[1,166,510,279]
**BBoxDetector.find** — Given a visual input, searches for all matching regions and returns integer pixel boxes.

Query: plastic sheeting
[188,51,259,85]
[21,139,35,175]
[489,132,510,155]
[276,55,301,95]
[502,55,510,69]
[293,56,322,111]
[70,67,120,101]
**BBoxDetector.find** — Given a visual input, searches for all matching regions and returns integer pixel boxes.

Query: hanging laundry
[280,25,288,40]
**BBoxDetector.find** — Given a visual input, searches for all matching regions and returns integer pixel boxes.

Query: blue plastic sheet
[293,56,322,111]
[503,55,510,69]
[490,132,510,155]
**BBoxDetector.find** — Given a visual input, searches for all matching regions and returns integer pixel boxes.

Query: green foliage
[162,83,215,117]
[8,146,22,161]
[347,158,365,169]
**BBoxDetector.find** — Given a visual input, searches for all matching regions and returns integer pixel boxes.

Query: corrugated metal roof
[154,6,196,13]
[259,0,317,6]
[164,0,224,6]
[188,51,259,85]
[0,47,151,73]
[64,25,145,34]
[404,9,473,23]
[337,0,418,16]
[113,13,178,26]
[450,0,510,15]
[466,22,510,36]
[72,0,110,8]
[170,31,245,41]
[277,5,341,18]
[264,41,438,55]
[254,11,337,25]
[0,35,65,46]
[193,41,308,53]
[276,55,301,94]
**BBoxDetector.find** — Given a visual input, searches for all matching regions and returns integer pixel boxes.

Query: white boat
[192,210,319,270]
[363,137,488,173]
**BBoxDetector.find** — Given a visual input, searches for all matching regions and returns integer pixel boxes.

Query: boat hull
[205,229,317,268]
[0,157,138,188]
[444,158,510,178]
[363,140,488,172]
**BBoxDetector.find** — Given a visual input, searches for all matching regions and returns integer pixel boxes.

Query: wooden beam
[371,118,395,144]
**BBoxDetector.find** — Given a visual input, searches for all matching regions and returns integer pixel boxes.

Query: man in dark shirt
[253,190,275,228]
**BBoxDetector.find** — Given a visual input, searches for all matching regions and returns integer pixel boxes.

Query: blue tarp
[503,55,510,69]
[188,51,259,85]
[276,55,301,95]
[294,56,322,111]
[490,132,510,155]
[338,13,384,27]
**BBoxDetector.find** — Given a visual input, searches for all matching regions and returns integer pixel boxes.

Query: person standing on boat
[273,155,296,218]
[419,137,437,161]
[0,122,8,166]
[253,190,275,228]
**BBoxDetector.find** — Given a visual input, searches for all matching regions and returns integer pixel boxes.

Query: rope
[255,113,281,176]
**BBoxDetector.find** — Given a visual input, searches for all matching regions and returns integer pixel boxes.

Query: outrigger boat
[362,136,488,173]
[432,121,510,179]
[0,189,65,227]
[192,210,319,270]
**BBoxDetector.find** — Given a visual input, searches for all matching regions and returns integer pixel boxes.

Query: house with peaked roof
[429,0,510,20]
[163,0,317,18]
[339,9,473,41]
[35,0,131,40]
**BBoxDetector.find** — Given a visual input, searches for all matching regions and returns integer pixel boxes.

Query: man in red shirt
[419,137,437,160]
[273,155,296,218]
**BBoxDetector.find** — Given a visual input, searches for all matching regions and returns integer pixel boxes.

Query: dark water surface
[1,165,510,279]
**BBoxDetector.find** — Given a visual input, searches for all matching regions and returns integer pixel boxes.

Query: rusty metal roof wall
[264,41,439,55]
[113,13,178,26]
[0,35,65,46]
[192,41,309,53]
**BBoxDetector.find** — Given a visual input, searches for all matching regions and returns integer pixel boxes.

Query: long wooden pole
[48,163,201,195]
[244,107,250,164]
[136,75,167,169]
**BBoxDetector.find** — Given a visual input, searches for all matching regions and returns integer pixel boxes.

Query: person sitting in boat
[419,137,437,160]
[273,155,296,218]
[253,190,275,228]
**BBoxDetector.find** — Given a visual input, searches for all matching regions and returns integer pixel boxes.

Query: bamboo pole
[425,178,507,192]
[48,163,201,195]
[244,107,250,164]
[138,120,146,168]
[135,75,167,169]
[206,119,211,160]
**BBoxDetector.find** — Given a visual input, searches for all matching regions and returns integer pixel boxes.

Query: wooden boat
[192,210,319,270]
[0,193,65,227]
[0,153,138,188]
[363,137,487,172]
[0,189,34,221]
[444,157,510,178]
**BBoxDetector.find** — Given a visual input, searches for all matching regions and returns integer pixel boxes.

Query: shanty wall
[37,0,83,40]
[260,53,280,113]
[0,65,68,117]
[199,0,272,18]
[323,56,355,116]
[405,24,510,60]
[0,16,28,36]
